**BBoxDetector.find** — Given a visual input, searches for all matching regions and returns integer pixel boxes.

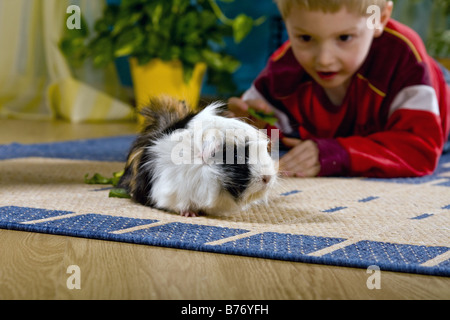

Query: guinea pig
[118,95,278,217]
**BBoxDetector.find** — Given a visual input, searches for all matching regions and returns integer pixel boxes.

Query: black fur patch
[132,148,156,206]
[160,112,197,136]
[218,143,251,200]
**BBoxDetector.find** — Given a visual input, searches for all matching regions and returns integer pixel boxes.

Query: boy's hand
[227,97,273,129]
[279,138,320,177]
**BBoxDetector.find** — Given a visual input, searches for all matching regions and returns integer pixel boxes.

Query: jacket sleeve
[322,85,444,178]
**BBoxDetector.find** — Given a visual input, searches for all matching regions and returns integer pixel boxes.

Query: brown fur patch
[139,95,192,133]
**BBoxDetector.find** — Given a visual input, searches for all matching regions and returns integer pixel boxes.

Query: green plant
[392,0,450,58]
[60,0,265,95]
[426,0,450,58]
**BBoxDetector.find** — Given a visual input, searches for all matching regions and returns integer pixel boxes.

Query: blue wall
[201,0,285,96]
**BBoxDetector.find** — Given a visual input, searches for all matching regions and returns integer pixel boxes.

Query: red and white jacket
[243,19,450,178]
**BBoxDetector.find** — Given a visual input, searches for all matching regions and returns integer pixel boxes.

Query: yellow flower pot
[437,58,450,71]
[129,58,207,124]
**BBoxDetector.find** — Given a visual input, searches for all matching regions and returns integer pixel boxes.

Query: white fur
[145,103,277,215]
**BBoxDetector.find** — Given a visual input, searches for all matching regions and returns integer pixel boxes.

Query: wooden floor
[0,118,449,300]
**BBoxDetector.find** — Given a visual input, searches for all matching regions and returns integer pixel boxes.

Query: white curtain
[0,0,135,122]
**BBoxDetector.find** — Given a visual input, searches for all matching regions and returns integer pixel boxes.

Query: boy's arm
[318,87,444,178]
[337,114,443,178]
[247,77,444,178]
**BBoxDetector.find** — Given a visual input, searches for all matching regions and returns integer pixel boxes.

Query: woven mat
[0,136,449,276]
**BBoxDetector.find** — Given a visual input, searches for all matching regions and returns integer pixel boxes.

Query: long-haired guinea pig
[118,96,278,217]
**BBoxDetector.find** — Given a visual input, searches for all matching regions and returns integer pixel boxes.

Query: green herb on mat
[108,188,131,199]
[84,170,130,198]
[248,108,278,126]
[84,170,124,186]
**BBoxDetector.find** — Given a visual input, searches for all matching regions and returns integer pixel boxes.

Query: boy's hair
[275,0,387,19]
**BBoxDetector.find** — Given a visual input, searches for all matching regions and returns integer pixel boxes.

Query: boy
[228,0,450,178]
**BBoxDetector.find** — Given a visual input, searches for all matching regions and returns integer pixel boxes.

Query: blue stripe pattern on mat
[358,196,379,203]
[280,190,301,196]
[437,259,450,268]
[16,214,157,241]
[215,232,345,256]
[323,241,449,274]
[0,206,74,222]
[410,213,434,220]
[322,206,347,213]
[0,206,449,276]
[0,135,136,162]
[124,223,249,249]
[28,214,157,234]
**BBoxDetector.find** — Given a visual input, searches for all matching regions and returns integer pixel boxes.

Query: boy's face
[285,6,380,92]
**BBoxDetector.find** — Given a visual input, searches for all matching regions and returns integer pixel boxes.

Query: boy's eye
[298,35,312,42]
[339,34,353,42]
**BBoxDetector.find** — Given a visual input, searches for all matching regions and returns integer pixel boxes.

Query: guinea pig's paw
[180,210,199,218]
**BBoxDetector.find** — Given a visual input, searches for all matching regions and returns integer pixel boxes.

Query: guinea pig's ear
[201,129,224,165]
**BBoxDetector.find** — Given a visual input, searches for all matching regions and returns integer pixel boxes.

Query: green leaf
[182,64,194,84]
[220,54,240,73]
[114,27,144,57]
[121,0,145,8]
[201,49,240,73]
[175,10,199,42]
[109,188,131,199]
[89,36,114,67]
[172,0,190,15]
[248,108,278,126]
[94,19,111,34]
[206,69,237,95]
[169,45,182,60]
[232,14,254,43]
[182,46,201,65]
[99,5,119,29]
[111,11,143,36]
[84,173,112,185]
[84,170,123,186]
[201,49,224,70]
[198,10,217,31]
[59,37,87,60]
[160,44,178,61]
[146,32,160,47]
[111,170,124,186]
[151,3,164,28]
[181,47,202,65]
[136,53,152,65]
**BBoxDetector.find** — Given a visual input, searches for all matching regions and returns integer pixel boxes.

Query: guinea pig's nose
[262,175,271,184]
